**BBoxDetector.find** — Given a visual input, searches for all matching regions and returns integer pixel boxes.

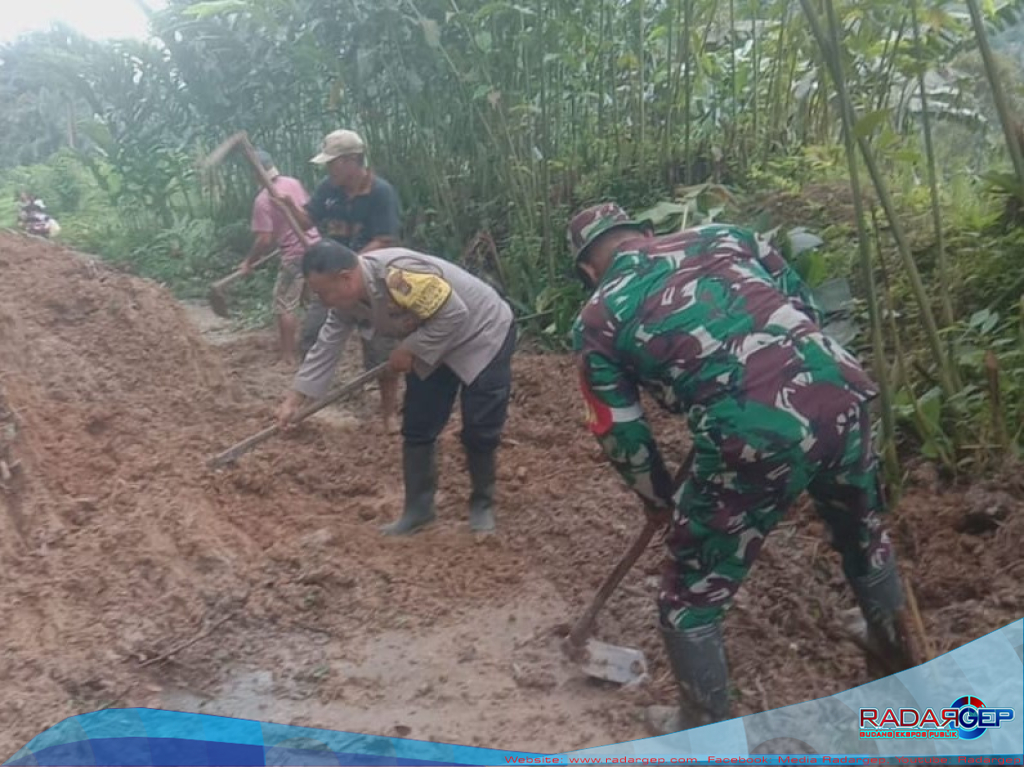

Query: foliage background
[2,0,1022,479]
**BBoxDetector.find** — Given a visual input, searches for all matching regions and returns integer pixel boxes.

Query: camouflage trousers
[659,396,894,631]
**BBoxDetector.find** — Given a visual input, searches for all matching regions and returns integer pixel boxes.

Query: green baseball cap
[566,201,649,262]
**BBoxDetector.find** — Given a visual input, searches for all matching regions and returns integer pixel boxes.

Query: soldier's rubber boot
[645,622,733,735]
[848,557,920,678]
[466,449,497,533]
[381,442,437,536]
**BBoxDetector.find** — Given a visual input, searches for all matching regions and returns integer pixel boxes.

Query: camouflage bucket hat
[567,202,648,262]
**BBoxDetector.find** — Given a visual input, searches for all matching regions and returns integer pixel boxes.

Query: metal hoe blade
[208,286,230,318]
[578,638,648,685]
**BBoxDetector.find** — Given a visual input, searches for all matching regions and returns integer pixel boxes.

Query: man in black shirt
[281,129,403,431]
[304,130,402,251]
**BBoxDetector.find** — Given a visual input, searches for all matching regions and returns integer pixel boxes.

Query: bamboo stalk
[763,2,789,159]
[799,0,900,486]
[728,0,738,156]
[663,0,676,172]
[811,0,960,402]
[985,350,1010,456]
[536,0,553,281]
[874,16,907,115]
[750,0,760,150]
[637,0,646,174]
[909,0,955,328]
[683,0,693,184]
[965,0,1024,199]
[876,213,956,476]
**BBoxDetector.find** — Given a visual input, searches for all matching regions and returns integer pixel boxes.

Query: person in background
[17,191,58,238]
[238,150,321,368]
[279,129,402,431]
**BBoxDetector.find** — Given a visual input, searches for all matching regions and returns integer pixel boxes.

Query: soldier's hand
[238,260,254,276]
[276,391,305,431]
[642,498,673,527]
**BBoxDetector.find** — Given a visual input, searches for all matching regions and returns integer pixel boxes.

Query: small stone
[511,664,558,691]
[839,607,868,642]
[300,529,336,549]
[960,486,1019,534]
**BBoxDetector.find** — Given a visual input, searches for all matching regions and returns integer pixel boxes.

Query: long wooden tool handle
[206,363,389,469]
[237,136,312,248]
[212,249,280,291]
[567,517,660,648]
[566,447,697,648]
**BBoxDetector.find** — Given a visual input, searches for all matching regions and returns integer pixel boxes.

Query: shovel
[206,363,389,469]
[207,249,279,319]
[562,448,696,685]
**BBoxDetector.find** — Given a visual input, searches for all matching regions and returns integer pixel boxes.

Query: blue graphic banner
[6,619,1021,766]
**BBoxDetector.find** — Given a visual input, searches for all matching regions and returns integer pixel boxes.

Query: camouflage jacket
[571,224,879,509]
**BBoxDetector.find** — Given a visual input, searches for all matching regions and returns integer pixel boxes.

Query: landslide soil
[1,232,1022,759]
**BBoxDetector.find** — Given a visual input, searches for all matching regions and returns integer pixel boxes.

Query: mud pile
[0,232,541,753]
[0,231,1021,759]
[0,232,261,749]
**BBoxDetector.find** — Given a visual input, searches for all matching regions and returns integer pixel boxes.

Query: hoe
[200,131,313,318]
[562,449,695,685]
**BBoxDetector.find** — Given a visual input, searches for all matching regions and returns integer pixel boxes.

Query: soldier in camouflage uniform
[568,202,918,735]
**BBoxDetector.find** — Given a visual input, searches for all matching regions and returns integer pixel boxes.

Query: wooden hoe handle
[206,363,390,469]
[203,130,314,248]
[211,249,280,291]
[565,447,697,649]
[566,516,662,648]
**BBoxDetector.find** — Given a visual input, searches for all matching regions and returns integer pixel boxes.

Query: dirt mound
[1,231,1021,759]
[0,232,256,748]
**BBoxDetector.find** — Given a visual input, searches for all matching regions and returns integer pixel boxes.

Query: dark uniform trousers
[401,322,516,454]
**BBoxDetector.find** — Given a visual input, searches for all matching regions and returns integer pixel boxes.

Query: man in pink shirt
[239,150,321,367]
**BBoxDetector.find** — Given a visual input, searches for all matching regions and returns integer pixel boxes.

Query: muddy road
[1,233,1021,759]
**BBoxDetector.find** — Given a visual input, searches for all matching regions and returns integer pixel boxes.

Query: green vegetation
[1,0,1023,482]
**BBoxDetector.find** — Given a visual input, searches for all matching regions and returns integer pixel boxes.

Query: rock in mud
[959,486,1019,534]
[511,662,558,691]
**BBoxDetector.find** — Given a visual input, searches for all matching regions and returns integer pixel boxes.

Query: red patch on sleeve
[579,369,613,437]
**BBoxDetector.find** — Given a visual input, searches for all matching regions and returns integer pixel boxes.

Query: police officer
[276,240,516,535]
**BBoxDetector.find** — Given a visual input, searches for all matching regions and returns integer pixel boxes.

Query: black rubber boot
[848,557,919,678]
[381,443,437,536]
[466,449,497,533]
[645,622,733,735]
